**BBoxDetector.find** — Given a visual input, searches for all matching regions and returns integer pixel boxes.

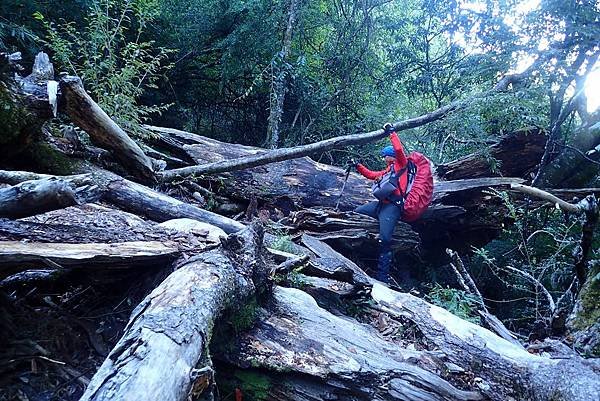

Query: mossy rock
[568,261,600,356]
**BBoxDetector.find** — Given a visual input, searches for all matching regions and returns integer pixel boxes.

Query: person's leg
[375,203,402,283]
[355,201,379,218]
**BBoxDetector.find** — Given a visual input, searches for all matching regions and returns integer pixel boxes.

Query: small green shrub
[34,0,173,137]
[427,284,481,324]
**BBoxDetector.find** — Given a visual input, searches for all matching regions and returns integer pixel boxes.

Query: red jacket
[356,132,409,199]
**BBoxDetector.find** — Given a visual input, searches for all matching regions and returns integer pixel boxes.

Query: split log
[0,240,180,278]
[283,208,420,252]
[59,76,155,182]
[301,234,374,286]
[79,224,270,401]
[219,286,483,401]
[220,285,600,401]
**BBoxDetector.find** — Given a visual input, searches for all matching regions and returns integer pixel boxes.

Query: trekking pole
[335,164,352,210]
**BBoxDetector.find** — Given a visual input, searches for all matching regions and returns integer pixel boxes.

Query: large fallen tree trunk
[145,126,533,212]
[79,224,270,401]
[218,285,600,401]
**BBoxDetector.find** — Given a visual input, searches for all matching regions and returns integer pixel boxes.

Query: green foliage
[229,297,260,335]
[34,0,173,137]
[270,234,296,254]
[233,370,271,401]
[427,284,481,324]
[471,190,600,332]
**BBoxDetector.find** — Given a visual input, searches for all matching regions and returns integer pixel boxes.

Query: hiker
[350,123,433,283]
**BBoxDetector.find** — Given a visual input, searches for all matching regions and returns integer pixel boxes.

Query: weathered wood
[147,126,530,214]
[435,127,547,180]
[59,75,155,182]
[222,285,599,401]
[219,286,483,401]
[0,169,245,234]
[105,178,245,234]
[301,234,374,286]
[370,283,600,401]
[285,208,421,252]
[79,225,270,401]
[0,240,180,274]
[0,178,81,218]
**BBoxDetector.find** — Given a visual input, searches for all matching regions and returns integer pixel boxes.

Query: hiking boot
[376,249,393,283]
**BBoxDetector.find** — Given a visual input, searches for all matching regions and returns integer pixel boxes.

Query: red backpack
[402,152,433,222]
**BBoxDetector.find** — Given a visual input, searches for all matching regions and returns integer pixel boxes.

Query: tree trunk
[79,225,270,401]
[59,76,155,183]
[0,177,81,218]
[266,0,301,148]
[218,285,600,401]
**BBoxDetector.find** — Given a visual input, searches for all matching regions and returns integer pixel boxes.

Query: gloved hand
[346,158,359,172]
[383,122,395,134]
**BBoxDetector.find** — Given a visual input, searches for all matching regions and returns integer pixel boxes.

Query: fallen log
[59,76,155,182]
[220,285,600,401]
[0,168,245,234]
[146,126,533,213]
[0,240,180,278]
[218,286,483,401]
[301,234,374,286]
[369,283,600,401]
[0,177,81,219]
[435,127,547,180]
[79,224,270,401]
[2,52,154,182]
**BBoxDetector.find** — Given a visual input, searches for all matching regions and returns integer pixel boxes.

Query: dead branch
[510,184,597,215]
[59,76,155,182]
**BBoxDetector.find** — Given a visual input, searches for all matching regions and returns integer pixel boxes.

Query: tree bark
[266,0,301,148]
[219,285,600,401]
[79,225,270,401]
[0,177,81,218]
[435,127,547,180]
[59,76,155,183]
[0,240,180,278]
[0,168,245,234]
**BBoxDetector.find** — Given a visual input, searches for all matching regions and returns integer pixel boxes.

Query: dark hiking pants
[355,201,402,282]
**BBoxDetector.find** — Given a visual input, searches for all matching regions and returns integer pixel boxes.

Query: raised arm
[389,131,408,167]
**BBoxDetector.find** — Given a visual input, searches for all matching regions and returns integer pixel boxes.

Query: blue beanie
[380,145,395,158]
